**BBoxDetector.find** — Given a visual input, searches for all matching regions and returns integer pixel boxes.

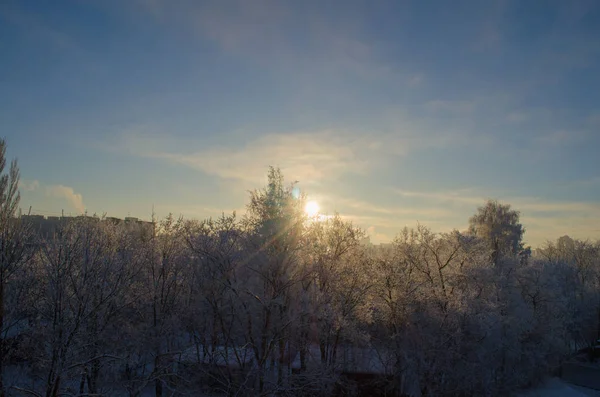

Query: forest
[1,140,599,397]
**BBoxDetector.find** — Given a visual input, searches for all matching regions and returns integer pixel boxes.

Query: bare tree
[23,217,133,396]
[301,214,369,369]
[469,200,525,267]
[240,166,306,393]
[133,214,189,397]
[0,139,35,397]
[182,213,250,394]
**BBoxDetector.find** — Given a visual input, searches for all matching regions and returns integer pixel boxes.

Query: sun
[304,200,320,217]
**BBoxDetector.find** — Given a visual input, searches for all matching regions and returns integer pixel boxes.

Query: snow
[515,378,600,397]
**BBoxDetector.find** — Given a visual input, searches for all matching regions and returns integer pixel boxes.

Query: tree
[182,213,249,394]
[0,139,34,397]
[374,226,495,396]
[135,214,189,397]
[536,236,600,353]
[25,217,134,397]
[301,214,369,369]
[241,166,307,393]
[468,200,525,266]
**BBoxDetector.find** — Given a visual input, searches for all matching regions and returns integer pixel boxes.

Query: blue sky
[2,0,599,246]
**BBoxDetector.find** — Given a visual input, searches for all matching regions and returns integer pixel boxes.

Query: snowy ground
[515,378,600,397]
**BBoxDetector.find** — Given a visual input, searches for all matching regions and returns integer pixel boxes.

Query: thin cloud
[1,3,78,51]
[565,176,600,188]
[586,112,600,128]
[328,196,454,219]
[407,74,424,87]
[132,0,398,81]
[522,215,600,246]
[121,131,370,185]
[394,188,600,215]
[394,188,485,206]
[506,112,529,123]
[19,179,40,192]
[425,100,476,115]
[191,0,289,54]
[534,130,588,146]
[46,185,86,214]
[512,199,600,214]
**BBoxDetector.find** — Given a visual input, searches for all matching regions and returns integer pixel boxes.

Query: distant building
[21,214,67,238]
[20,214,154,239]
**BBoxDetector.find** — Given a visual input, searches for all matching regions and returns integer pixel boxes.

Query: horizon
[2,0,600,247]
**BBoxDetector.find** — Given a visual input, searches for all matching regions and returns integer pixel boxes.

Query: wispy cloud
[471,0,506,52]
[393,188,486,206]
[425,100,476,115]
[327,196,453,219]
[19,179,40,192]
[117,130,371,185]
[324,195,467,244]
[506,112,530,123]
[359,114,493,157]
[189,0,288,55]
[0,2,77,50]
[389,186,600,245]
[522,215,600,245]
[46,185,86,214]
[510,199,600,215]
[407,74,424,87]
[505,107,555,125]
[565,176,600,188]
[394,187,600,215]
[586,112,600,128]
[534,130,588,146]
[131,0,398,81]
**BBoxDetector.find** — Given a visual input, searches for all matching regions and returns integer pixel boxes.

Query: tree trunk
[79,368,87,395]
[154,356,163,397]
[0,279,4,397]
[47,375,60,397]
[278,337,285,386]
[597,304,600,342]
[88,357,100,393]
[331,329,341,366]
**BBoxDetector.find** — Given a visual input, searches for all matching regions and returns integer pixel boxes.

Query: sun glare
[305,200,320,217]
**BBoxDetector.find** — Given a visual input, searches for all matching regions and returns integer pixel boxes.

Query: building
[20,214,154,239]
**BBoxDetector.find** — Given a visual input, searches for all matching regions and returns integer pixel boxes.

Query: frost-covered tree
[127,214,189,397]
[536,236,600,353]
[19,217,137,397]
[0,139,35,397]
[240,166,308,393]
[468,200,525,266]
[182,213,249,393]
[0,159,598,397]
[301,214,370,368]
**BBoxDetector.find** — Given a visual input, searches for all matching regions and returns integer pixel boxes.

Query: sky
[1,0,599,247]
